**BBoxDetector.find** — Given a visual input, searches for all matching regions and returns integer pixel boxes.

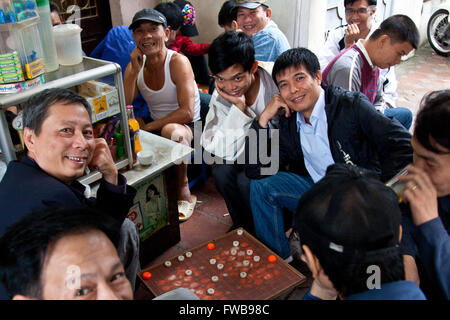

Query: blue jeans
[250,172,314,259]
[384,107,412,130]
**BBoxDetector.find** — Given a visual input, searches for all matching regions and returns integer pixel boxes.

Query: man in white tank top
[124,9,200,219]
[200,31,284,234]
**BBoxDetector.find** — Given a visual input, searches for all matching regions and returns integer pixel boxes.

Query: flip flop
[178,194,197,222]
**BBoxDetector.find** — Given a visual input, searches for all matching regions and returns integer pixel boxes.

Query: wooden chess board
[138,228,306,300]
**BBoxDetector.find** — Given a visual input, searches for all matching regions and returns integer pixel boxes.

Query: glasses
[345,7,373,15]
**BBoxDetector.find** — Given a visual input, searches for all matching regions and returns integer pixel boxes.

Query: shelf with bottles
[0,0,45,94]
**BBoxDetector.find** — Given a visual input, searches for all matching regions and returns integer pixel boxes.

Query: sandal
[178,195,197,222]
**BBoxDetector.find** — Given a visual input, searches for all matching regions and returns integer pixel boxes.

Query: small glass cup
[385,167,409,202]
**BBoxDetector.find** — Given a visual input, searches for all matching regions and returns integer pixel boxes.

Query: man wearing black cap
[293,163,425,300]
[174,0,199,38]
[124,8,201,220]
[170,0,211,86]
[234,0,290,62]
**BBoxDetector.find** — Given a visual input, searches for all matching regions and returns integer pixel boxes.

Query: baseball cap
[174,0,199,37]
[293,164,402,261]
[129,8,167,31]
[235,0,268,9]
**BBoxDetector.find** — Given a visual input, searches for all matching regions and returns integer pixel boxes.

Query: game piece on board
[268,255,277,263]
[207,288,215,295]
[185,251,192,258]
[185,269,192,276]
[217,263,224,270]
[211,276,219,282]
[178,255,185,262]
[243,260,250,267]
[209,258,216,265]
[233,241,239,247]
[253,256,260,262]
[142,272,152,280]
[206,243,215,250]
[231,249,237,255]
[237,229,243,235]
[164,261,172,267]
[246,249,253,256]
[240,272,247,278]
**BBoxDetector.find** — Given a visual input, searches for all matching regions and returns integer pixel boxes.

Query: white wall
[109,0,160,26]
[303,0,327,54]
[391,0,425,44]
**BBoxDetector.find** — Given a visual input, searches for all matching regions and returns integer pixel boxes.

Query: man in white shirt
[201,31,281,233]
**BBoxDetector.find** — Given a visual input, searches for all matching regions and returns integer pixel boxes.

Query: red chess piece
[267,255,277,263]
[142,272,152,280]
[206,242,216,250]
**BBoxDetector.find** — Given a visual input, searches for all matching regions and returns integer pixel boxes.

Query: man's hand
[89,138,118,185]
[399,165,438,226]
[258,94,291,127]
[129,47,144,74]
[309,279,338,300]
[344,23,361,48]
[215,84,246,113]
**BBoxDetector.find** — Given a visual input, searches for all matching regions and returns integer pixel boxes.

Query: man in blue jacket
[245,48,412,262]
[399,90,450,300]
[293,163,425,300]
[0,88,138,299]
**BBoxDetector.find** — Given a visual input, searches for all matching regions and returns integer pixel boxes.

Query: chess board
[138,228,306,300]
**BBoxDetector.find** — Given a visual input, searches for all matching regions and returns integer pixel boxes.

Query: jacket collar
[21,156,87,196]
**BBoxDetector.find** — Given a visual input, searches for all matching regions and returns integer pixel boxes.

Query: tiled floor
[134,43,450,300]
[396,43,450,124]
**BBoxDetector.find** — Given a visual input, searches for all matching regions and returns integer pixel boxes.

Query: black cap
[174,0,199,37]
[293,164,401,261]
[129,8,168,31]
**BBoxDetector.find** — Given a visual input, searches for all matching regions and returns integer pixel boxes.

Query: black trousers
[211,163,254,234]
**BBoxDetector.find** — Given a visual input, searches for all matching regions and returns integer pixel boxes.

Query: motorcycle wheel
[427,9,450,57]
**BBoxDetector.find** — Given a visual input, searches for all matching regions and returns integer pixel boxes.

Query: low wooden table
[138,228,306,300]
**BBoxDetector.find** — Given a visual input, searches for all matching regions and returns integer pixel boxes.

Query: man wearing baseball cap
[124,8,201,221]
[233,0,290,62]
[294,164,426,300]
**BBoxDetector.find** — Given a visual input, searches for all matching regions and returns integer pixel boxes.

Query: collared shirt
[296,88,335,183]
[355,39,376,71]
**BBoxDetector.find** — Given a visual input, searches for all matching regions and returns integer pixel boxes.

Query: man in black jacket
[0,88,138,299]
[245,48,412,261]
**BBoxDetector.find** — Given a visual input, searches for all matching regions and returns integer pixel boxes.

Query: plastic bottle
[35,0,58,72]
[126,105,142,163]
